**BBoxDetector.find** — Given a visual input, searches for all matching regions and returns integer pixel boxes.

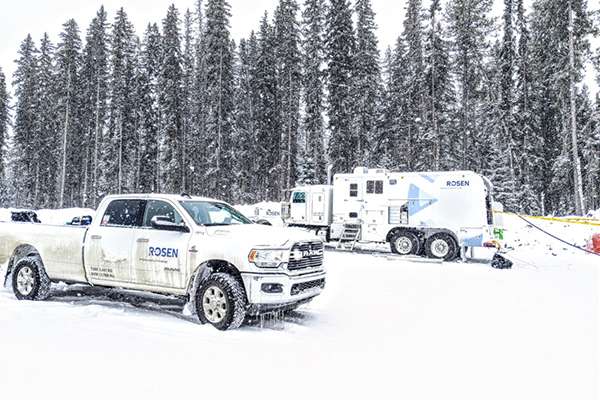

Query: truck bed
[0,222,88,283]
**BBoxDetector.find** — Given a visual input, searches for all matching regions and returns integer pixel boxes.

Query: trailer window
[292,192,306,203]
[349,184,358,197]
[366,180,384,194]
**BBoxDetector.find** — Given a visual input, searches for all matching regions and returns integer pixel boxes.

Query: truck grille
[288,241,324,271]
[291,278,326,296]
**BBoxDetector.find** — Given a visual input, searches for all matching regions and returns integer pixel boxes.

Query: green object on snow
[494,228,504,240]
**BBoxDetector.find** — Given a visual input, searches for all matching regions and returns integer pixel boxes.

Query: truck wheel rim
[16,266,35,295]
[202,286,228,324]
[431,239,450,258]
[395,237,413,255]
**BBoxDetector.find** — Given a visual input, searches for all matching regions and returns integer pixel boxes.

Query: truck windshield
[180,201,252,226]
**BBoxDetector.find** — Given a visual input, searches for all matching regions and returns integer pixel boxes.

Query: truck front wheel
[390,231,421,255]
[197,273,247,330]
[12,256,51,301]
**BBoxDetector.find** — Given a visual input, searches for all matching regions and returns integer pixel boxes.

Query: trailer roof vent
[353,167,369,175]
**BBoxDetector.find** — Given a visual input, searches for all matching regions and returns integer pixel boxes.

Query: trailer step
[336,224,361,251]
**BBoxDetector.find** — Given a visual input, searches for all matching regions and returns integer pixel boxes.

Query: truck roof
[101,193,227,204]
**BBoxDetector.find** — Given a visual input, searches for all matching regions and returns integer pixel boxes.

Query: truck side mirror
[151,215,190,233]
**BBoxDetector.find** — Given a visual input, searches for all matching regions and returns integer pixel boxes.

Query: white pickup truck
[0,194,326,330]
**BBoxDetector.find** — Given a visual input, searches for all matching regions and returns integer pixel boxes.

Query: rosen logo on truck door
[149,247,179,258]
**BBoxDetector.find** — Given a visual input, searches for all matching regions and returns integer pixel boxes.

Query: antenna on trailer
[327,165,334,186]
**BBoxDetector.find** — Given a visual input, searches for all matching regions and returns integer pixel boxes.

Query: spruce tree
[353,0,381,167]
[446,0,494,171]
[80,7,109,206]
[181,9,195,192]
[326,0,356,174]
[0,67,9,206]
[12,35,39,207]
[137,23,162,193]
[255,13,280,200]
[299,0,326,184]
[35,34,60,208]
[233,34,260,203]
[402,0,427,171]
[424,0,455,171]
[274,0,302,192]
[204,0,235,200]
[159,4,184,193]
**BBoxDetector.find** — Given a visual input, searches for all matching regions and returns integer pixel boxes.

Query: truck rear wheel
[11,256,51,301]
[196,273,247,330]
[424,233,458,261]
[390,231,421,255]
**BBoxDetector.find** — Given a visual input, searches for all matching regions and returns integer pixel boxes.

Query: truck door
[85,199,145,284]
[132,200,189,289]
[345,178,364,222]
[363,179,387,241]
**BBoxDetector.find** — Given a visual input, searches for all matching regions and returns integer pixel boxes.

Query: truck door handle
[137,238,150,243]
[91,235,102,240]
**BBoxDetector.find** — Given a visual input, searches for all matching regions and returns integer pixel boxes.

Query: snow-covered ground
[0,213,598,400]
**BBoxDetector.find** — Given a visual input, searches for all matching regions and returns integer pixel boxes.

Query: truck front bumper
[240,270,326,308]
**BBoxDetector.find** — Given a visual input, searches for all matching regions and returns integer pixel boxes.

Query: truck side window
[101,200,145,227]
[349,184,358,197]
[143,200,183,227]
[292,192,306,203]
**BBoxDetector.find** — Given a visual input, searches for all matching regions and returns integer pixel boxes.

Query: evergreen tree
[299,0,326,184]
[12,35,39,207]
[402,0,427,170]
[181,9,195,192]
[353,0,381,167]
[424,0,456,170]
[104,9,137,196]
[446,0,494,171]
[159,4,184,193]
[274,0,302,192]
[326,0,356,174]
[204,0,235,200]
[0,67,9,206]
[34,34,60,208]
[136,23,162,193]
[80,7,109,206]
[55,19,83,207]
[233,34,260,203]
[255,13,280,200]
[513,0,542,213]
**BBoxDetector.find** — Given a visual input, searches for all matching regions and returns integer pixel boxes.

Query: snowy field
[0,213,598,400]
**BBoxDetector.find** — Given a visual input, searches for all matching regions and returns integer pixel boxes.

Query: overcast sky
[0,0,598,96]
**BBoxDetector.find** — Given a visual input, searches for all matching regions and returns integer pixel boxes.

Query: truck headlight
[248,249,289,269]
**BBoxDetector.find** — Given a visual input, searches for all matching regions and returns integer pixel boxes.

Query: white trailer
[284,167,498,260]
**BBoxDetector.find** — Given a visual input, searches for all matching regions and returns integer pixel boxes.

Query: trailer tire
[11,256,51,301]
[424,233,458,261]
[390,230,421,255]
[196,273,247,330]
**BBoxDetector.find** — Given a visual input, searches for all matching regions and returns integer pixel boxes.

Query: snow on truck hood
[205,224,318,248]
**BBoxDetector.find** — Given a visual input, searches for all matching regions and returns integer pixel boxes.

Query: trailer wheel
[390,231,421,255]
[196,273,247,330]
[424,233,458,261]
[11,256,51,301]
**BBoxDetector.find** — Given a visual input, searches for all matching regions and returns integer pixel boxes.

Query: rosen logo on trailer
[446,180,470,187]
[149,247,179,258]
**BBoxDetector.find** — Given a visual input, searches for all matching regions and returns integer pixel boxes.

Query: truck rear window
[101,200,145,227]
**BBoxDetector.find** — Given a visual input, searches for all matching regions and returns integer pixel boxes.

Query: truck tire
[196,273,247,330]
[424,233,458,261]
[390,230,421,255]
[11,256,51,301]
